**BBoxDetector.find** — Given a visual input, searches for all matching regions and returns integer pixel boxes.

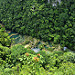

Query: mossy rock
[51,47,55,49]
[51,43,55,47]
[46,45,50,48]
[45,42,49,45]
[28,36,33,41]
[22,40,30,45]
[47,47,54,51]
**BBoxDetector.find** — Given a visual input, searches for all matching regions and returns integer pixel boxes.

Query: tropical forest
[0,0,75,75]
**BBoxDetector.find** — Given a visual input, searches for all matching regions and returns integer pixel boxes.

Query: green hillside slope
[0,0,75,50]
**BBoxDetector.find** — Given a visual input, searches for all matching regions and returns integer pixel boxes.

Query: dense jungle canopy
[0,0,75,50]
[0,0,75,75]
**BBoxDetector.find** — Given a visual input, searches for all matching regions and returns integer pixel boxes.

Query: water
[52,0,61,6]
[31,48,40,53]
[6,30,50,53]
[44,45,48,48]
[10,34,19,38]
[6,30,74,53]
[63,47,67,51]
[6,30,24,44]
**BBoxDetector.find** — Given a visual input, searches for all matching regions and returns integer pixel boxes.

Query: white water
[48,0,61,6]
[31,48,40,53]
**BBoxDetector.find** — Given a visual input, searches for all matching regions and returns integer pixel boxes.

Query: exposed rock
[54,44,61,51]
[9,33,18,37]
[24,44,30,48]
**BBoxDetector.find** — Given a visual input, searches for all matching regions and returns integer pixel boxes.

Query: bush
[0,24,11,46]
[56,62,75,75]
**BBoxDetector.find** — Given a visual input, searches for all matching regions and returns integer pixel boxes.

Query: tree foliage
[0,24,11,46]
[0,44,75,75]
[0,0,75,51]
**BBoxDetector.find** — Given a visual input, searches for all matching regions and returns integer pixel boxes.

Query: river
[6,29,75,53]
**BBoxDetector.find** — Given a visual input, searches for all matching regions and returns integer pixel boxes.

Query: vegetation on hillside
[0,0,75,75]
[0,43,75,75]
[0,24,75,75]
[0,24,11,46]
[0,0,75,50]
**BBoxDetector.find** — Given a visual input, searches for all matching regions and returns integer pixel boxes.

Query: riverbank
[0,23,74,53]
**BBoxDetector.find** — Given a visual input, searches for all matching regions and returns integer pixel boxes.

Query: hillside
[0,0,75,50]
[0,24,75,74]
[0,0,75,75]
